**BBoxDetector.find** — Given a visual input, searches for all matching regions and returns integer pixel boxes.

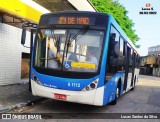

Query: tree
[91,0,140,48]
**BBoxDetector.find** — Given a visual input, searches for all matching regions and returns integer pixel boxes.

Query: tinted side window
[136,54,138,68]
[119,38,124,55]
[130,48,133,60]
[106,25,120,74]
[110,26,120,57]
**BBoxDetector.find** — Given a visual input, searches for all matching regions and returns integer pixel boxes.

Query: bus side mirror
[21,28,26,45]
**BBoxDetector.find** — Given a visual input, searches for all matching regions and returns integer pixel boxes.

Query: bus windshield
[34,27,104,73]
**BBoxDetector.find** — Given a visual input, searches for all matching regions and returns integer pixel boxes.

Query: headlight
[81,78,99,91]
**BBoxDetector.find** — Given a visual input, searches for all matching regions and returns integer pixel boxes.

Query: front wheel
[110,86,120,105]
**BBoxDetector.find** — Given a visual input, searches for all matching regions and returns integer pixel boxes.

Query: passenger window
[110,26,120,57]
[118,38,125,71]
[133,51,136,66]
[130,49,133,60]
[106,25,127,82]
[135,54,138,68]
[127,46,132,72]
[138,55,141,67]
[119,38,124,55]
[106,25,120,74]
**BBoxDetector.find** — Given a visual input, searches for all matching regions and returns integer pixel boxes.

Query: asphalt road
[7,75,160,121]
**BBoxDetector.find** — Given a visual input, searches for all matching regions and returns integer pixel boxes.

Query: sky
[118,0,160,56]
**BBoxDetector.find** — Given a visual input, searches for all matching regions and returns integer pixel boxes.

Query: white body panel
[126,73,132,91]
[31,80,104,106]
[126,68,140,92]
[134,68,140,84]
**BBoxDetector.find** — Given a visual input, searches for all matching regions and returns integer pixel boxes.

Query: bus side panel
[103,81,110,105]
[126,68,139,91]
[103,72,125,105]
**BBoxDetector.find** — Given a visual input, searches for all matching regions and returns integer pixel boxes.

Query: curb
[0,98,47,113]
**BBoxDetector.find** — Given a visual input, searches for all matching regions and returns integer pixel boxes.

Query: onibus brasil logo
[139,3,157,15]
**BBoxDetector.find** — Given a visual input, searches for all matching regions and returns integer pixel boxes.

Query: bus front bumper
[31,80,104,106]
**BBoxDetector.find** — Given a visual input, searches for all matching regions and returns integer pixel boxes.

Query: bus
[21,11,140,106]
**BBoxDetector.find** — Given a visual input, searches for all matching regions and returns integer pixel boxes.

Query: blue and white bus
[22,11,140,106]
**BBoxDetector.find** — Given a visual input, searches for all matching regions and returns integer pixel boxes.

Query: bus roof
[41,10,108,17]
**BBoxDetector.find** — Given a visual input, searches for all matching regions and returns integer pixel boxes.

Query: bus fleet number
[68,83,80,88]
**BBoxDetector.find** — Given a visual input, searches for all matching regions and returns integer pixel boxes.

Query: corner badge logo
[2,114,11,119]
[146,3,150,7]
[139,3,157,15]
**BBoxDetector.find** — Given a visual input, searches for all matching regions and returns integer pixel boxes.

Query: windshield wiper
[65,26,89,57]
[70,26,89,44]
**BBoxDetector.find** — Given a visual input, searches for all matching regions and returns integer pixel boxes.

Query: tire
[111,86,120,105]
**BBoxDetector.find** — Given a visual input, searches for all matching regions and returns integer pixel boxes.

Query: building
[0,0,96,85]
[148,45,160,55]
[157,55,160,77]
[140,55,157,75]
[140,45,160,77]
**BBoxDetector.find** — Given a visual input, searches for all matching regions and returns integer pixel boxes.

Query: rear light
[81,78,99,91]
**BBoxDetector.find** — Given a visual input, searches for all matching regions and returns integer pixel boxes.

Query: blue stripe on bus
[31,69,100,91]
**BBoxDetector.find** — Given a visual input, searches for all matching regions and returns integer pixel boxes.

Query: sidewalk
[0,79,43,112]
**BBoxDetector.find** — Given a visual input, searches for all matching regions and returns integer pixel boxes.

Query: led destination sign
[57,16,96,25]
[58,16,91,25]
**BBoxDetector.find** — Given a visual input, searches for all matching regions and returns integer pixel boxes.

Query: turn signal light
[32,73,42,85]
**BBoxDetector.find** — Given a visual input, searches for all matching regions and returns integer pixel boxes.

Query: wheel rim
[116,87,119,98]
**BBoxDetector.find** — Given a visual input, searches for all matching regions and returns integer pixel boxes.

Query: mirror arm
[21,22,37,48]
[22,44,30,48]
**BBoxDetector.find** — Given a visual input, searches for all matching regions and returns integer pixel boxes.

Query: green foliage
[91,0,140,48]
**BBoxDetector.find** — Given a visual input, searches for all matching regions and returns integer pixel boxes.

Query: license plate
[54,93,67,100]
